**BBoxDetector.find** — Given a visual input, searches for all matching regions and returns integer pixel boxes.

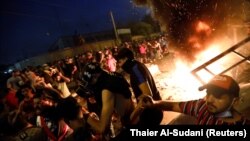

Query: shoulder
[179,99,206,110]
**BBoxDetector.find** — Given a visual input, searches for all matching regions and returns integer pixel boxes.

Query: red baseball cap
[199,74,239,97]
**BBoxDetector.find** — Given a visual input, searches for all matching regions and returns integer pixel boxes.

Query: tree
[141,14,161,32]
[130,22,153,36]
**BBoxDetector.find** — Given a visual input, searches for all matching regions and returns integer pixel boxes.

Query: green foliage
[141,14,161,32]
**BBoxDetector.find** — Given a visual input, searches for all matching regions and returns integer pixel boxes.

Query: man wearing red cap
[142,74,250,125]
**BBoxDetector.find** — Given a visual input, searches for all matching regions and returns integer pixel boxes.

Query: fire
[188,36,202,49]
[148,59,206,101]
[146,64,161,76]
[192,44,223,83]
[197,44,221,59]
[188,21,212,50]
[166,60,207,101]
[148,41,234,102]
[193,42,236,81]
[196,21,212,35]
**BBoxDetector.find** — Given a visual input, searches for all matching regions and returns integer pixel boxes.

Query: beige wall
[14,33,161,70]
[15,40,117,69]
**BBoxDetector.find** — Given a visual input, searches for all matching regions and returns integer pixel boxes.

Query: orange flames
[188,21,213,51]
[148,39,235,101]
[147,21,239,101]
[196,21,212,35]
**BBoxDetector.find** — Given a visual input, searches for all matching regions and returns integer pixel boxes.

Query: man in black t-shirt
[80,62,135,140]
[62,57,78,80]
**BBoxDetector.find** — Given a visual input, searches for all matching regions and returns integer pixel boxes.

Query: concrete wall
[15,39,117,69]
[14,33,162,70]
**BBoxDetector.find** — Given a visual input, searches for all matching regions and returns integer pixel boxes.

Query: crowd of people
[0,35,249,141]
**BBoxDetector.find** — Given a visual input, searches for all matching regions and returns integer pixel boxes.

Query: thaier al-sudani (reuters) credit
[129,128,247,138]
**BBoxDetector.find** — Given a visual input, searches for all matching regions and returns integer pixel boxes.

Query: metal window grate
[191,36,250,84]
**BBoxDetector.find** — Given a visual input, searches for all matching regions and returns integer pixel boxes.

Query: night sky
[0,0,148,65]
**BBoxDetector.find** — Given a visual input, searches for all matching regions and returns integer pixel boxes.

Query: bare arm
[152,100,181,113]
[87,89,114,134]
[58,72,71,83]
[130,81,153,124]
[72,65,77,75]
[130,99,144,124]
[138,81,153,98]
[140,95,182,113]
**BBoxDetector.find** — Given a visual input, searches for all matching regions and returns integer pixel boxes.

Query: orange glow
[192,43,229,82]
[147,64,161,76]
[148,60,206,101]
[188,36,202,49]
[148,40,236,101]
[193,44,222,67]
[196,21,211,33]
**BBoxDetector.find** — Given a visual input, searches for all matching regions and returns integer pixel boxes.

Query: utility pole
[110,11,119,45]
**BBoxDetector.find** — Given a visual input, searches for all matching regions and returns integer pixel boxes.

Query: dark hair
[116,47,134,60]
[42,88,62,102]
[20,81,33,90]
[95,51,104,63]
[39,88,63,121]
[58,97,92,141]
[58,97,82,122]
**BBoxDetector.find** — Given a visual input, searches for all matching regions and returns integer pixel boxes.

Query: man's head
[116,47,135,72]
[116,47,134,60]
[58,97,85,130]
[20,82,34,99]
[58,97,93,141]
[37,88,62,117]
[199,74,240,114]
[12,69,20,76]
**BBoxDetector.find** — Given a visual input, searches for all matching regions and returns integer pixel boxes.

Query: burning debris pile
[148,40,250,101]
[146,54,206,102]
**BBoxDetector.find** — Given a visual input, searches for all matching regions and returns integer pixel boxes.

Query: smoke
[133,0,249,61]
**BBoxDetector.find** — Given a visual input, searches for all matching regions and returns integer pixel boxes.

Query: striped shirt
[179,99,250,125]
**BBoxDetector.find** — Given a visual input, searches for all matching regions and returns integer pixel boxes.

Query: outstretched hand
[138,95,154,109]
